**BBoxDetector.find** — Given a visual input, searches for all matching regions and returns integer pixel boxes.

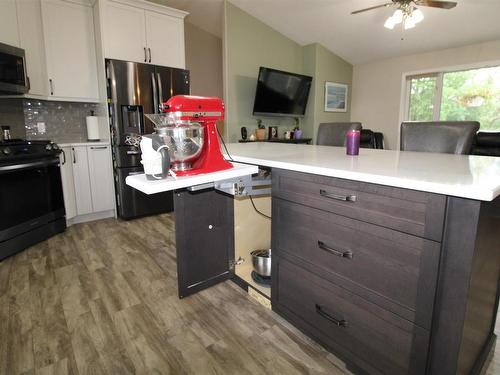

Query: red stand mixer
[142,95,233,178]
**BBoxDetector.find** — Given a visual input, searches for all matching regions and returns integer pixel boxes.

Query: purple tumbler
[346,130,360,155]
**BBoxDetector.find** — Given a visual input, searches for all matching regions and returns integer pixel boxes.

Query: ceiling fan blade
[415,0,457,9]
[351,2,393,15]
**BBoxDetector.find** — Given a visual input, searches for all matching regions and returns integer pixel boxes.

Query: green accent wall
[305,43,353,142]
[224,1,304,142]
[224,1,353,143]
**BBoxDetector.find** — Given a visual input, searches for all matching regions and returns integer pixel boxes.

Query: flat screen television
[252,67,312,117]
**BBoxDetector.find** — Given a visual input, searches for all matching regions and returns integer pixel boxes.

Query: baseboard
[67,209,115,226]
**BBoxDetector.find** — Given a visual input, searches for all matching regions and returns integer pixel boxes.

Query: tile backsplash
[24,100,105,143]
[0,99,26,139]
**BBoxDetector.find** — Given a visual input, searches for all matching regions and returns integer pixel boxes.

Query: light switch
[37,122,46,134]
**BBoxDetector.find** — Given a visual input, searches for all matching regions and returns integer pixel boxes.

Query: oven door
[0,157,64,242]
[0,43,29,94]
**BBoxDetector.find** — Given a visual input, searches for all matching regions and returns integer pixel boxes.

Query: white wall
[351,39,500,149]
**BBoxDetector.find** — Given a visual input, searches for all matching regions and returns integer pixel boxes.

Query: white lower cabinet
[87,145,115,212]
[59,146,77,220]
[59,144,115,224]
[72,146,94,216]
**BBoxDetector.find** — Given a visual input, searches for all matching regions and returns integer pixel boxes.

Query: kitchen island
[127,143,500,375]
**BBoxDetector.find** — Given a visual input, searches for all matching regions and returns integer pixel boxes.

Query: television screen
[252,67,312,117]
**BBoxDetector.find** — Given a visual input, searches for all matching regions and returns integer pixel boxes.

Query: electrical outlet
[37,122,46,134]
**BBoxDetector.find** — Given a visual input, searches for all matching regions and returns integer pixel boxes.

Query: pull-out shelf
[125,162,258,194]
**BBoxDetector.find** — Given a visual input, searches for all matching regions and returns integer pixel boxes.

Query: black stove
[0,139,61,164]
[0,138,66,261]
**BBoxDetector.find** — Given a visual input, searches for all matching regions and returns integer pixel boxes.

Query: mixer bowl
[146,114,204,171]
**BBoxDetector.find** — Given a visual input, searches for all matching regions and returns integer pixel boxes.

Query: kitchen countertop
[224,143,500,201]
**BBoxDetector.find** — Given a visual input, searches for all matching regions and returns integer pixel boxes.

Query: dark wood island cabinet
[127,143,500,375]
[271,169,500,375]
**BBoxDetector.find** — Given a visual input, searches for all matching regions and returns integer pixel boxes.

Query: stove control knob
[52,143,59,150]
[2,147,11,155]
[45,144,53,151]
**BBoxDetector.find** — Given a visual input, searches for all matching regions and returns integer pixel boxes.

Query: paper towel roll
[86,116,100,141]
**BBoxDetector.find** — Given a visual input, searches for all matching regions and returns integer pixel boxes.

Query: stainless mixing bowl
[146,114,204,171]
[251,249,271,277]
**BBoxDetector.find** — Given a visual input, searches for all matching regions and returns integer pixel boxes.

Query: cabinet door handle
[148,48,152,63]
[144,47,147,62]
[319,189,356,202]
[72,147,76,163]
[315,304,347,327]
[318,241,353,259]
[49,79,54,95]
[90,146,107,150]
[61,149,66,165]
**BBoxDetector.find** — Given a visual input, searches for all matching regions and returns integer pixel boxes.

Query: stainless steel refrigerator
[106,59,190,219]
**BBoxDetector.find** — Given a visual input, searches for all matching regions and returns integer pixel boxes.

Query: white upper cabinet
[41,0,99,101]
[103,1,147,63]
[101,0,187,68]
[0,0,20,47]
[16,0,49,97]
[145,11,185,68]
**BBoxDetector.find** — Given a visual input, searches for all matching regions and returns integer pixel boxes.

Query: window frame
[398,60,500,146]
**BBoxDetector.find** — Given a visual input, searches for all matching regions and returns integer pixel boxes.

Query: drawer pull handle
[320,189,357,202]
[318,241,353,259]
[315,304,347,328]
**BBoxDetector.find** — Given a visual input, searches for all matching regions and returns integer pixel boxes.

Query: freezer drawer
[116,166,173,219]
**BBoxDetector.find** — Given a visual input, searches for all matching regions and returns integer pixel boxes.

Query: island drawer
[272,199,440,328]
[272,169,446,241]
[273,257,430,375]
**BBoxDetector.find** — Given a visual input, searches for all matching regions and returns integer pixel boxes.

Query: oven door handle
[0,158,60,174]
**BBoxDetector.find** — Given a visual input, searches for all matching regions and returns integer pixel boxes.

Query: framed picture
[268,126,278,139]
[324,82,348,112]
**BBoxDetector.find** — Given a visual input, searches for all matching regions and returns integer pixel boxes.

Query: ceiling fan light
[412,8,424,24]
[392,9,404,24]
[384,16,396,29]
[404,18,416,29]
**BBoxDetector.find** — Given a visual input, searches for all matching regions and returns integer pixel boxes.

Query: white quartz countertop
[224,143,500,201]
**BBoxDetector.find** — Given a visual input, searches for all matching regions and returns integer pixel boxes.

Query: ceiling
[229,0,500,64]
[150,0,500,65]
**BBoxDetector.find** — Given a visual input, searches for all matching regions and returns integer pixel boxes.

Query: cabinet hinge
[229,256,244,270]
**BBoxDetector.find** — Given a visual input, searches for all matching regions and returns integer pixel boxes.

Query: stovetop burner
[0,139,61,164]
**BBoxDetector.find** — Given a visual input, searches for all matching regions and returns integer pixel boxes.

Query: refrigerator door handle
[157,73,164,112]
[151,73,158,114]
[108,60,119,123]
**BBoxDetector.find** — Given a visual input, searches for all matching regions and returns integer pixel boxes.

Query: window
[408,74,437,122]
[406,66,500,131]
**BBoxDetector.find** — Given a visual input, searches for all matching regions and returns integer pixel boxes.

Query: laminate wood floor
[0,214,498,375]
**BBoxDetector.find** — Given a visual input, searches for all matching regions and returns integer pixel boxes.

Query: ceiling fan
[352,0,458,30]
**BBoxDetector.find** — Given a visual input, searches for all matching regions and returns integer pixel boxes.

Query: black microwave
[0,42,29,95]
